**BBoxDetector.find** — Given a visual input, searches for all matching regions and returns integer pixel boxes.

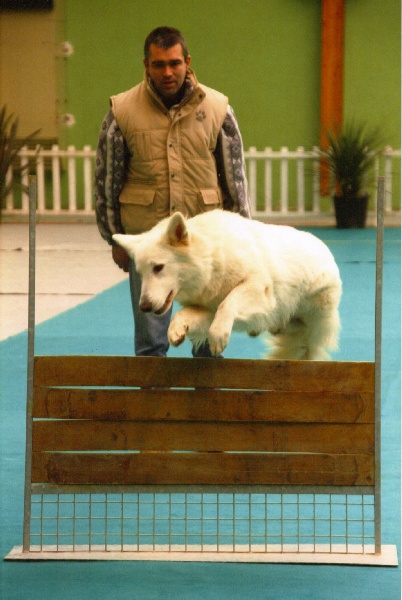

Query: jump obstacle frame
[5,178,398,565]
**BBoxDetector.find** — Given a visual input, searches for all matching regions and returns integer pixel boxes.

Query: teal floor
[0,227,400,599]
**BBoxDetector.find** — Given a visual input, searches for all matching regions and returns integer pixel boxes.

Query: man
[95,26,251,356]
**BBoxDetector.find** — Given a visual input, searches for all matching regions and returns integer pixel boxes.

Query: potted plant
[320,120,383,228]
[0,105,40,218]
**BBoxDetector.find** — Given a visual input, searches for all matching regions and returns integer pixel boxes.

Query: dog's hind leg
[265,318,311,360]
[303,305,340,360]
[266,290,341,360]
[168,306,214,348]
[301,286,341,359]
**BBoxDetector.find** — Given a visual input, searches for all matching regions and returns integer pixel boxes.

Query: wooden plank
[31,452,375,486]
[33,356,375,394]
[32,421,374,454]
[33,387,375,423]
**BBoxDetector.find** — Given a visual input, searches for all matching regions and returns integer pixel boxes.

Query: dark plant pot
[333,194,369,229]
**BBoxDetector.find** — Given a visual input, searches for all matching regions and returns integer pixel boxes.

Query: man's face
[144,43,191,100]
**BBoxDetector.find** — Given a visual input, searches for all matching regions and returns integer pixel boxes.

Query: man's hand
[112,245,130,272]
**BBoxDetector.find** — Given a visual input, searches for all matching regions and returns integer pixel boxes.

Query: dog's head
[113,212,190,315]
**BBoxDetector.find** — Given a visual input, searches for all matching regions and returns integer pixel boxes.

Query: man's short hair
[144,26,189,62]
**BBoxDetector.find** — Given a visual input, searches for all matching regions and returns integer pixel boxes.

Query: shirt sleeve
[214,106,251,218]
[94,109,128,244]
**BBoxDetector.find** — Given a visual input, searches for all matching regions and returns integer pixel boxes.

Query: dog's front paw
[168,316,189,347]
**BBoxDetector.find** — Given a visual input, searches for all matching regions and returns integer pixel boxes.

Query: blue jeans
[129,260,218,357]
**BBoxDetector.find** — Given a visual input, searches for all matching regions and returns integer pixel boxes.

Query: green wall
[344,0,400,145]
[62,0,400,210]
[64,0,400,151]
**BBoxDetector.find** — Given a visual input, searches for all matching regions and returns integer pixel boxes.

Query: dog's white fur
[113,210,342,360]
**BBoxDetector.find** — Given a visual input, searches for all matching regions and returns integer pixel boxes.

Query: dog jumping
[113,210,342,360]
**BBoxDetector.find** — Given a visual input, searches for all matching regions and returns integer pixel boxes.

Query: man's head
[144,27,189,63]
[144,27,191,102]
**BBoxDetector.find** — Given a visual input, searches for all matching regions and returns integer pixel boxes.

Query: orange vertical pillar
[320,0,345,193]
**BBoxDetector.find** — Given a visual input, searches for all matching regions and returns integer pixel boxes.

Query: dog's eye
[153,264,164,274]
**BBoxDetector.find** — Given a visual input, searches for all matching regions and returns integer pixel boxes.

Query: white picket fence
[2,144,400,223]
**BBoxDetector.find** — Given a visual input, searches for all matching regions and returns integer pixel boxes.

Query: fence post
[52,144,61,212]
[312,146,321,214]
[83,145,93,212]
[296,146,305,213]
[20,146,29,212]
[5,164,14,211]
[67,145,77,212]
[263,147,273,214]
[36,147,45,213]
[280,147,289,213]
[247,146,257,214]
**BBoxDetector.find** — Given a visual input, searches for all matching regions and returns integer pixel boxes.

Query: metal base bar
[5,545,398,566]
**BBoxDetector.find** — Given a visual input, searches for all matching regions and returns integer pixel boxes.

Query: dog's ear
[112,233,140,258]
[166,212,189,247]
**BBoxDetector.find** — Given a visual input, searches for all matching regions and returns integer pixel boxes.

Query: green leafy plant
[0,104,41,210]
[320,120,384,199]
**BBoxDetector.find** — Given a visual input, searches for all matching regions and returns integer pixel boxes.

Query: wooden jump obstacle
[5,178,398,565]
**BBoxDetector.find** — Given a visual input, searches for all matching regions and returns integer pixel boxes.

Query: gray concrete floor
[0,223,127,340]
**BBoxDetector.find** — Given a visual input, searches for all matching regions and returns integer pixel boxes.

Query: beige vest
[110,70,228,233]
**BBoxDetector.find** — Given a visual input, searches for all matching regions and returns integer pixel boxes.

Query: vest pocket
[119,187,157,233]
[120,187,156,206]
[199,188,222,210]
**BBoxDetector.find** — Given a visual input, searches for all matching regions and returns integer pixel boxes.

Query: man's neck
[162,86,186,109]
[148,74,193,110]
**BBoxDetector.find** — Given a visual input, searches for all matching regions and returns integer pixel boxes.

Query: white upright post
[374,176,384,554]
[22,176,37,552]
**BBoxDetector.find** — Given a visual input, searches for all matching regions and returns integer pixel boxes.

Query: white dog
[113,210,342,360]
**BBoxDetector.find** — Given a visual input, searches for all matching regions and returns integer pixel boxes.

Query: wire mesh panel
[28,492,376,555]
